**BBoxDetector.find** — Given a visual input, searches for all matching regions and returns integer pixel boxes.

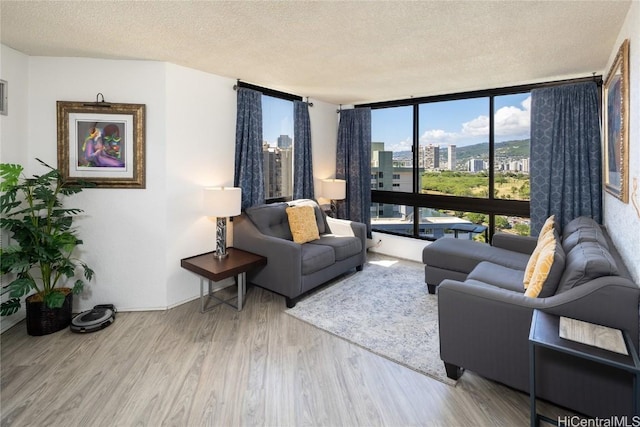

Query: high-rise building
[371,143,395,218]
[263,144,293,199]
[277,134,292,149]
[422,144,440,170]
[468,159,485,172]
[448,144,456,170]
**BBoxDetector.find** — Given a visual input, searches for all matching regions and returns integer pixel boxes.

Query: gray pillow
[537,230,566,298]
[562,226,609,253]
[245,202,293,240]
[556,241,619,293]
[562,216,600,240]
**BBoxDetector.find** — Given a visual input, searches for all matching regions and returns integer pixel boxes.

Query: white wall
[310,98,340,188]
[0,45,30,332]
[27,57,169,312]
[0,49,341,330]
[603,1,640,283]
[164,63,237,307]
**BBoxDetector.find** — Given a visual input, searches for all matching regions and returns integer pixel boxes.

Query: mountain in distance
[390,139,530,164]
[456,139,530,161]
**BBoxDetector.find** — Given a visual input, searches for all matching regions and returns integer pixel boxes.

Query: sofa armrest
[438,276,640,361]
[491,232,537,254]
[233,214,303,297]
[437,279,537,390]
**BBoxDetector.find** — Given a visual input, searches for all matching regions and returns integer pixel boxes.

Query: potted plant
[0,159,94,335]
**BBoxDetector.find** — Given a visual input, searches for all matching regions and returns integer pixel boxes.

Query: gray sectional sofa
[233,199,366,308]
[422,216,640,418]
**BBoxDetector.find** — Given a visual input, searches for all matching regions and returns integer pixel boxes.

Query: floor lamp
[322,179,346,218]
[203,187,242,259]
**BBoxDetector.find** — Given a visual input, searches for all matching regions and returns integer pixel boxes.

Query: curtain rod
[233,80,306,104]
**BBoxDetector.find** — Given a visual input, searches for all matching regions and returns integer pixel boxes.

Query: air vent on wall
[0,80,7,115]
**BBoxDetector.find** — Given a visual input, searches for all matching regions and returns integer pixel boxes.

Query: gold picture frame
[57,101,146,188]
[603,39,629,203]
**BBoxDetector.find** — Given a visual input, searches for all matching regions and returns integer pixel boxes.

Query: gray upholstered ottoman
[422,237,531,294]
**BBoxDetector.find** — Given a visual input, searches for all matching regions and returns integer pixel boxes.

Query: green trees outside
[421,171,529,200]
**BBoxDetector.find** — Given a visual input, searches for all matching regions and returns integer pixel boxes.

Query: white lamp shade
[203,187,242,217]
[322,179,346,200]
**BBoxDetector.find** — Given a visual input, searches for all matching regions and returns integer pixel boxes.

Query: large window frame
[361,76,600,240]
[237,82,302,203]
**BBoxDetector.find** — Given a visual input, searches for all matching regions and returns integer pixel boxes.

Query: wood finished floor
[1,285,572,427]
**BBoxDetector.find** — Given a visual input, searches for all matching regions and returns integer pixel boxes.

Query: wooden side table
[180,248,267,312]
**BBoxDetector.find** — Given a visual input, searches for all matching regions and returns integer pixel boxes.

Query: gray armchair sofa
[233,199,366,308]
[423,216,640,418]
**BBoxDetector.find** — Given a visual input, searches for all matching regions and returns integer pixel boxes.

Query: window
[365,80,551,240]
[494,94,531,201]
[237,82,303,203]
[419,98,490,197]
[262,95,294,200]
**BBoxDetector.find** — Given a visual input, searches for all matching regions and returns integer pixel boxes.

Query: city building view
[262,95,295,200]
[370,94,532,240]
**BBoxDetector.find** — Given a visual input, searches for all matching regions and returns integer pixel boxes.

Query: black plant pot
[25,289,73,336]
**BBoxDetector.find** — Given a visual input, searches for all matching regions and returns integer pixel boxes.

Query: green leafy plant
[0,159,94,316]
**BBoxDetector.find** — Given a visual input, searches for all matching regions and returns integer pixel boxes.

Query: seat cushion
[309,235,363,261]
[423,238,530,275]
[467,262,525,293]
[300,244,335,275]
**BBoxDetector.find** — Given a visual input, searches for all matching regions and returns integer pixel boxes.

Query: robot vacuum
[70,304,116,333]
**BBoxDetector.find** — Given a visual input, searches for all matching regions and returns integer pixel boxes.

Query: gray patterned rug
[286,254,456,386]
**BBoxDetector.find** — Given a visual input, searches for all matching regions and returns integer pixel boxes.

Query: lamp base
[215,217,229,260]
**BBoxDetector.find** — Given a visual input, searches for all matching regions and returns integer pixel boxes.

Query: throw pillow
[539,214,556,238]
[525,231,565,298]
[286,205,320,244]
[523,227,555,289]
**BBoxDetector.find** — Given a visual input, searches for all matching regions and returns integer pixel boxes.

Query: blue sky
[372,93,531,152]
[262,95,294,146]
[261,92,531,151]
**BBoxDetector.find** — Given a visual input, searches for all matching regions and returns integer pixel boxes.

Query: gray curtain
[336,108,372,237]
[234,87,265,210]
[530,82,602,235]
[293,100,314,200]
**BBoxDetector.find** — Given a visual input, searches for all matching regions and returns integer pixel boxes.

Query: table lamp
[322,179,346,217]
[203,187,242,259]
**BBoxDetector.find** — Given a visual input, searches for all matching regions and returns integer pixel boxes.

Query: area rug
[285,254,456,386]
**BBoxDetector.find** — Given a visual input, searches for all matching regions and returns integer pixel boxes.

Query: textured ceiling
[0,1,631,105]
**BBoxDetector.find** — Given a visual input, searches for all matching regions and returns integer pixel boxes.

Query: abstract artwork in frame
[603,39,629,203]
[57,101,146,188]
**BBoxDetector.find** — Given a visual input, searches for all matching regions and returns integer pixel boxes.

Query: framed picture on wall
[603,39,629,203]
[57,101,146,188]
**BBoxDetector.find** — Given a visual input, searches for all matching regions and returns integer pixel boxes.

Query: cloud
[419,129,459,145]
[420,95,532,146]
[494,96,531,138]
[386,136,413,152]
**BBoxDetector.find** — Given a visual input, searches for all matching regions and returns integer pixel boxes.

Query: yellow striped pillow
[524,236,557,298]
[539,215,556,237]
[523,230,556,289]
